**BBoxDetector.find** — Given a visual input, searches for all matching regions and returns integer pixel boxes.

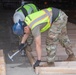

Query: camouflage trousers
[46,10,74,62]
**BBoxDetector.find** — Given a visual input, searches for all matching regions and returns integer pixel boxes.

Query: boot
[41,62,55,67]
[66,54,76,61]
[47,62,55,66]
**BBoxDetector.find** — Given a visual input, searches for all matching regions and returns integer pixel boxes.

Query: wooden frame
[0,50,6,75]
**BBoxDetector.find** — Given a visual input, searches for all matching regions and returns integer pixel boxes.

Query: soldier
[13,3,39,55]
[12,7,76,68]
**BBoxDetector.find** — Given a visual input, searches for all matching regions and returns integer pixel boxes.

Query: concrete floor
[0,8,76,75]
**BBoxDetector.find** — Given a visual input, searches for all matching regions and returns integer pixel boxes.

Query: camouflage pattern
[26,33,34,45]
[46,10,73,62]
[19,33,34,45]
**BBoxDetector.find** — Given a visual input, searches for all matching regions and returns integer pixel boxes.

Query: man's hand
[18,43,27,50]
[33,60,41,69]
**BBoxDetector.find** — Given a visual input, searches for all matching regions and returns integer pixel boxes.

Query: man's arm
[18,33,29,51]
[21,33,29,43]
[33,35,42,69]
[35,35,42,60]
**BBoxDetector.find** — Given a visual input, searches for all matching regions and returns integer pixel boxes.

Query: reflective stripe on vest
[40,9,52,32]
[25,8,52,33]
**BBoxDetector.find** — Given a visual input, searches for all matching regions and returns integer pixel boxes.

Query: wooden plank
[0,50,6,75]
[36,67,76,75]
[35,61,76,75]
[26,50,35,66]
[0,50,4,57]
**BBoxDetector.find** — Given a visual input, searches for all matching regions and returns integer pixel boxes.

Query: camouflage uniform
[46,10,73,62]
[19,33,33,45]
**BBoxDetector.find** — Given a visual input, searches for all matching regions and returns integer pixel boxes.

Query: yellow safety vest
[25,7,52,32]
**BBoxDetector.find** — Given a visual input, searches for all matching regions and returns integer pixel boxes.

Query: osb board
[0,50,6,75]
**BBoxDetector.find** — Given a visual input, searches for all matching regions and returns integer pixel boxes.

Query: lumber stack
[26,22,76,75]
[0,50,6,75]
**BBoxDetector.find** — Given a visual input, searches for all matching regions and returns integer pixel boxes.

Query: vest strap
[20,6,28,17]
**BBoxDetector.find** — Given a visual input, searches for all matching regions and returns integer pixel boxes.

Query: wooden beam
[26,49,35,66]
[36,67,76,75]
[35,61,76,75]
[0,50,6,75]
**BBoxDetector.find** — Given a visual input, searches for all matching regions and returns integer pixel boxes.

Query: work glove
[33,60,41,69]
[18,43,27,51]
